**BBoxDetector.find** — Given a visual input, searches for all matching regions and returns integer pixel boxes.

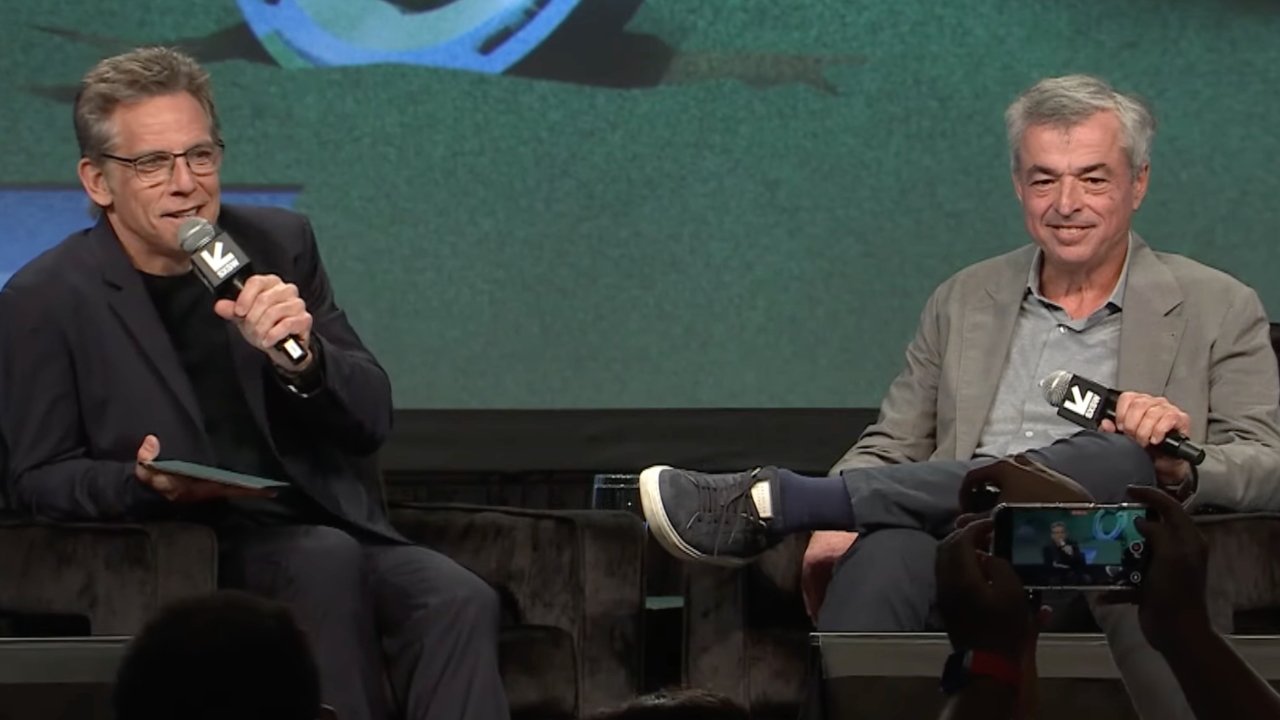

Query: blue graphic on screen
[0,188,299,288]
[238,0,583,73]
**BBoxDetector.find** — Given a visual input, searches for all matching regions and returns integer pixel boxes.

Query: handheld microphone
[178,217,309,366]
[1040,370,1205,465]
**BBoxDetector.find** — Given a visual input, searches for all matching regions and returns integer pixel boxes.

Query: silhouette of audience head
[114,590,323,720]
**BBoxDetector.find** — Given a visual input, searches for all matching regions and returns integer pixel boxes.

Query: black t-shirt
[140,270,322,526]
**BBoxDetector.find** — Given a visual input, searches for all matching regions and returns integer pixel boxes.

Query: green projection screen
[3,0,1278,411]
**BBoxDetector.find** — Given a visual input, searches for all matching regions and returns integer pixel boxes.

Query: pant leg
[835,430,1155,536]
[804,529,940,720]
[1090,602,1194,720]
[815,528,941,632]
[361,543,510,720]
[219,525,390,720]
[838,460,989,536]
[1024,430,1158,500]
[824,430,1160,638]
[829,432,1188,717]
[1024,434,1189,720]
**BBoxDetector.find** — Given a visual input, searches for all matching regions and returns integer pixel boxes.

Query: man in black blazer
[1042,521,1086,583]
[0,47,508,720]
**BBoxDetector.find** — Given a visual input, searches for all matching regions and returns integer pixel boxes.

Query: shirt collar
[1027,232,1133,310]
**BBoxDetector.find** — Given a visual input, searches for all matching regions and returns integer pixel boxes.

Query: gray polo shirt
[973,238,1133,458]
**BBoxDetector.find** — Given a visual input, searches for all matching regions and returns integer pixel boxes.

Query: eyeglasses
[100,141,225,185]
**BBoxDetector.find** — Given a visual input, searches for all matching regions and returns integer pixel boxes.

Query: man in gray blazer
[0,47,508,720]
[639,74,1280,718]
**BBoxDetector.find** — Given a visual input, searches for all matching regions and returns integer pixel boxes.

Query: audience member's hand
[936,518,1035,661]
[134,435,276,503]
[802,531,857,622]
[212,274,314,371]
[954,512,986,532]
[1099,392,1193,488]
[947,512,1044,712]
[1117,485,1211,655]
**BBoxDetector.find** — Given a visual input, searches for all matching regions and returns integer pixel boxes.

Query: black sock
[767,468,855,533]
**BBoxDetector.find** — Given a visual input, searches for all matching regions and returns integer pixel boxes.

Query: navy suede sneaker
[638,465,782,566]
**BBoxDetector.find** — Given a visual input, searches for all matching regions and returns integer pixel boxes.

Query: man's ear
[78,157,114,209]
[1131,163,1150,211]
[1011,172,1024,204]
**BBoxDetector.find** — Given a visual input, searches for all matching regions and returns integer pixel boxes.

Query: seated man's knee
[456,569,502,624]
[1033,431,1157,497]
[295,526,365,571]
[221,526,366,595]
[843,529,938,585]
[1077,431,1156,482]
[427,560,502,629]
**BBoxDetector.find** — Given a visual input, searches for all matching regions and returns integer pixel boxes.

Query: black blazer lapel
[91,218,207,438]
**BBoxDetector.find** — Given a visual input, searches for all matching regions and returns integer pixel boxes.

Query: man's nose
[1054,177,1083,216]
[168,156,198,193]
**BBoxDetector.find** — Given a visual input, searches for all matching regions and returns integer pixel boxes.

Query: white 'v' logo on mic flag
[1062,385,1100,417]
[200,241,240,278]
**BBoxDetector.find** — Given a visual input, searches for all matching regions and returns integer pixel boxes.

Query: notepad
[142,459,289,490]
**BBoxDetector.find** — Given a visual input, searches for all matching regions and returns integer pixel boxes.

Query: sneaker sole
[639,465,751,568]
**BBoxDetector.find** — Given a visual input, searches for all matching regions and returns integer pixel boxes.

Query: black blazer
[0,204,398,540]
[1042,540,1086,570]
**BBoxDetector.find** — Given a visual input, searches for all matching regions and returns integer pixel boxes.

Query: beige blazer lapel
[954,249,1032,458]
[1117,236,1185,395]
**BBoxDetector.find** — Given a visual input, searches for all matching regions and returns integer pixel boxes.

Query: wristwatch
[275,337,325,397]
[939,649,1021,695]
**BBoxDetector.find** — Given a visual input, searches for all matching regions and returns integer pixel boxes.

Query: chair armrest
[1193,512,1280,633]
[0,519,217,635]
[388,503,645,713]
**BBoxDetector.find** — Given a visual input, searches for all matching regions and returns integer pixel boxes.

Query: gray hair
[1050,521,1068,531]
[73,46,220,160]
[1005,74,1155,178]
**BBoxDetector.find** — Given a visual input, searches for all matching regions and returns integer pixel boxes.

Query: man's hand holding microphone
[132,218,313,502]
[1041,370,1201,493]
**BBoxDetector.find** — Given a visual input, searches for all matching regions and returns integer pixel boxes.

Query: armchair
[389,503,646,719]
[0,440,646,719]
[0,519,218,636]
[682,324,1280,717]
[0,432,218,636]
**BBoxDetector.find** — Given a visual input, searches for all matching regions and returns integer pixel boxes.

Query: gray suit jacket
[831,236,1280,512]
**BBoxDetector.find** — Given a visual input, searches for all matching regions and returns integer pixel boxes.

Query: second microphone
[1041,369,1205,465]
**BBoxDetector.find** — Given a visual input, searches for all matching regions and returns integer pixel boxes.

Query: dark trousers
[219,525,510,720]
[815,431,1155,631]
[810,431,1192,720]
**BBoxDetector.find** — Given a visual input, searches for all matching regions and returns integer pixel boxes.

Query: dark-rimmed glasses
[100,141,225,185]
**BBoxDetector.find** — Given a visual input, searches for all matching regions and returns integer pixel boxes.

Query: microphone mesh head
[178,217,215,253]
[1041,370,1074,407]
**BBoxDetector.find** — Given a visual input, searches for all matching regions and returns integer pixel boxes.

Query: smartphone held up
[990,502,1148,591]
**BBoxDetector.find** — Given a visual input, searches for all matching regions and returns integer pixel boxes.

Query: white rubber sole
[639,465,751,568]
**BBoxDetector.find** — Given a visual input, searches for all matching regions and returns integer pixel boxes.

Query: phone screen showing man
[997,504,1148,590]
